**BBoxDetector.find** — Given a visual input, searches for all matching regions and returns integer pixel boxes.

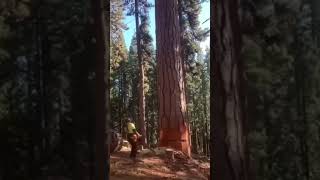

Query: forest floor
[110,146,210,180]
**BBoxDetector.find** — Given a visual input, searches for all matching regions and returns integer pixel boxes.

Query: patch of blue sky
[123,0,210,51]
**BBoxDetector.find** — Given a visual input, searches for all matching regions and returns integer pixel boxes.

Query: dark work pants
[127,133,138,158]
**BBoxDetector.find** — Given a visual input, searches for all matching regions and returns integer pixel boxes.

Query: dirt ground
[110,147,210,180]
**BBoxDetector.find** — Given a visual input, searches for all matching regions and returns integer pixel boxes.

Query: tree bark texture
[155,0,191,156]
[294,38,310,180]
[311,0,320,44]
[135,0,147,145]
[212,0,249,179]
[91,0,109,179]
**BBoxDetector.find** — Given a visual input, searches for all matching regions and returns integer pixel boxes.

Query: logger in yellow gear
[127,117,142,160]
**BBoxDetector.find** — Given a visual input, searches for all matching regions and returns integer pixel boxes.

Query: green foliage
[243,0,320,179]
[111,0,128,74]
[116,0,157,145]
[179,0,209,70]
[179,0,210,155]
[186,48,210,155]
[0,0,98,178]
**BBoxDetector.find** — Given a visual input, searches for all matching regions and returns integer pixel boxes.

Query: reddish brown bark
[212,0,249,180]
[155,0,191,156]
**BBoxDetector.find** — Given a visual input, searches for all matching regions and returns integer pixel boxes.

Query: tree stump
[109,130,123,153]
[165,148,175,161]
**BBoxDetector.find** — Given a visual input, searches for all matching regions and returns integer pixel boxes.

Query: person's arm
[132,129,141,137]
[130,123,141,136]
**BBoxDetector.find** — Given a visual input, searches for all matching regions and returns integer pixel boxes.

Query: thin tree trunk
[191,120,197,153]
[121,63,128,138]
[27,41,36,178]
[191,93,199,154]
[119,74,122,132]
[205,99,209,156]
[296,50,310,180]
[212,0,249,179]
[178,0,187,82]
[311,0,320,44]
[29,5,40,176]
[34,2,45,158]
[156,0,191,156]
[135,0,147,146]
[195,127,199,153]
[202,130,206,155]
[91,0,109,178]
[301,76,310,180]
[264,95,272,180]
[202,68,209,156]
[32,3,43,176]
[41,20,50,154]
[293,24,310,180]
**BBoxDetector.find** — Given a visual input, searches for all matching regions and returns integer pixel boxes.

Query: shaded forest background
[0,0,320,180]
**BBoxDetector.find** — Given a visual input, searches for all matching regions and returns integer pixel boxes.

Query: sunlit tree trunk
[155,0,191,156]
[212,0,249,179]
[134,0,147,146]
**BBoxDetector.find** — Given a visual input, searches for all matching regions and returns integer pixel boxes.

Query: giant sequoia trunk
[155,0,191,156]
[212,0,249,179]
